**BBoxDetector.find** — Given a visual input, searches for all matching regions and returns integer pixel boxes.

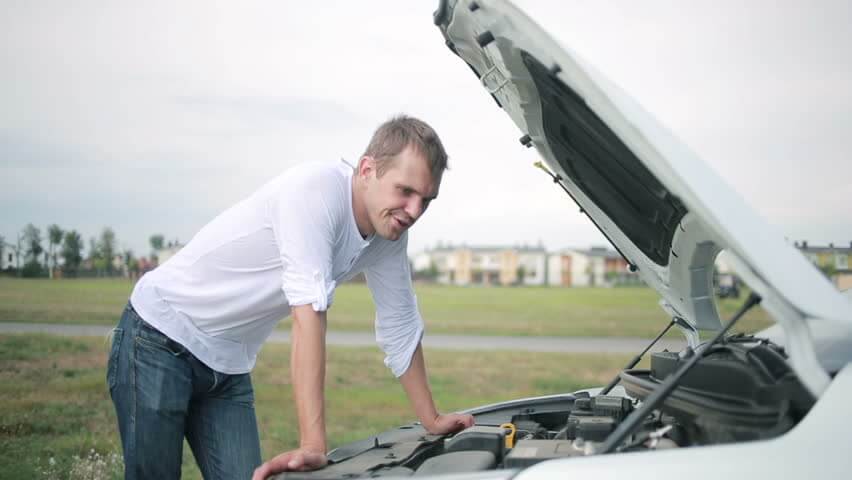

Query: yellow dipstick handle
[501,423,517,449]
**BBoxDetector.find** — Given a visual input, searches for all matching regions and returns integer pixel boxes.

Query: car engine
[273,334,813,479]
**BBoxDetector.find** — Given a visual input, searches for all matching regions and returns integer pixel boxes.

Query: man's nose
[405,197,424,221]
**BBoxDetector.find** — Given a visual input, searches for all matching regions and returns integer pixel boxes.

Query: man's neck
[351,174,374,239]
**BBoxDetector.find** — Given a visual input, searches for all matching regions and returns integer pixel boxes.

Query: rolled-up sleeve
[270,167,340,312]
[365,233,424,377]
[281,268,336,312]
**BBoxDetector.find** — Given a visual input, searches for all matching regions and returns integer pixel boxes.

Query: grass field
[0,333,636,479]
[0,278,773,337]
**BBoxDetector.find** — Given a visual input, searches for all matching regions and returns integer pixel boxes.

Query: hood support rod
[597,292,762,454]
[533,161,638,272]
[599,317,678,395]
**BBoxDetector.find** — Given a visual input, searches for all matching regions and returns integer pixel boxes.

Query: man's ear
[357,156,375,180]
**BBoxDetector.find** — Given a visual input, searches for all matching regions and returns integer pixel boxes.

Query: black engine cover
[619,337,813,444]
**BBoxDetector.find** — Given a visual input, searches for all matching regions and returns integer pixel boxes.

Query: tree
[87,236,101,275]
[0,235,5,270]
[818,262,837,280]
[425,260,439,280]
[515,265,527,286]
[123,249,137,277]
[149,234,164,266]
[21,224,44,277]
[13,233,23,275]
[87,237,99,261]
[61,230,83,277]
[47,224,63,278]
[149,234,164,254]
[99,227,117,275]
[22,224,43,264]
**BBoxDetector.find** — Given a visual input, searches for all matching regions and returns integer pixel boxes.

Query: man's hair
[362,115,448,179]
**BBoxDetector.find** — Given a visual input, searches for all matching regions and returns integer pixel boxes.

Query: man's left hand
[424,413,475,435]
[252,447,328,480]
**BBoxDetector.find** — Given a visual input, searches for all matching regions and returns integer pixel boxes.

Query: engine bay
[274,334,813,479]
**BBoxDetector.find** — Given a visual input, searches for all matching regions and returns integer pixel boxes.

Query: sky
[3,0,851,259]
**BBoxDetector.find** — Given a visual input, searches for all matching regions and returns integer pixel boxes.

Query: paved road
[0,322,686,354]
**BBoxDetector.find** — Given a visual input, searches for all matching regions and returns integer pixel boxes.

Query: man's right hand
[253,305,330,480]
[252,447,329,479]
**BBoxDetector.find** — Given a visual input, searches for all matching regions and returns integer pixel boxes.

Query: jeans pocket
[135,322,186,356]
[107,327,124,390]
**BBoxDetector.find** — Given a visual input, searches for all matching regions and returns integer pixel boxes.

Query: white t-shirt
[130,160,423,376]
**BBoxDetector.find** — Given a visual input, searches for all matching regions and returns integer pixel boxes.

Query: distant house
[112,254,130,278]
[546,246,638,287]
[1,248,20,271]
[795,241,852,290]
[413,244,547,286]
[135,257,155,278]
[412,243,641,287]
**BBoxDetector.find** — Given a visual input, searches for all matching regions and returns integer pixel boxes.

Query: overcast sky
[3,0,851,259]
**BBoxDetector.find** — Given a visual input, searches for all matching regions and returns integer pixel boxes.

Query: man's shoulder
[290,159,350,176]
[262,160,352,232]
[264,160,350,197]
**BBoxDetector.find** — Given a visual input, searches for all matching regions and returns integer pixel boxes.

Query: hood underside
[434,0,852,395]
[518,50,688,269]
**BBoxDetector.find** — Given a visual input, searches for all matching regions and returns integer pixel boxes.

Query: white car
[274,1,852,478]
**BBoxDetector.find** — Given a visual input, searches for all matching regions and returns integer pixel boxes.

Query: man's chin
[377,227,404,242]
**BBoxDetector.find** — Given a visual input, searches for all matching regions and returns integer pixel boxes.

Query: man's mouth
[391,215,411,230]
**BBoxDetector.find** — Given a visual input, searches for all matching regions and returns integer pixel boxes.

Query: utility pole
[15,233,23,277]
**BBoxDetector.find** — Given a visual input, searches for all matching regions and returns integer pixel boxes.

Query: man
[107,115,475,480]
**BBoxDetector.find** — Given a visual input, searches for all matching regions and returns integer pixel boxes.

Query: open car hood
[434,0,852,395]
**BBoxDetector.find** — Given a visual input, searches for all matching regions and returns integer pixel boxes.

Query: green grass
[0,278,131,325]
[0,278,772,337]
[0,334,635,479]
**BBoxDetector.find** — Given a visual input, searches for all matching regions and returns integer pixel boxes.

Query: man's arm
[364,234,473,435]
[399,342,475,434]
[253,305,329,480]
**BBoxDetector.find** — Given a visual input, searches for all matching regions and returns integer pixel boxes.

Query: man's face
[362,146,441,241]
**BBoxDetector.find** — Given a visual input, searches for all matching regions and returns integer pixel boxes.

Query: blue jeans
[108,303,262,479]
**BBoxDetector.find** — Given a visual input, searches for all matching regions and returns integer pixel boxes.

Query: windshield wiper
[597,292,762,454]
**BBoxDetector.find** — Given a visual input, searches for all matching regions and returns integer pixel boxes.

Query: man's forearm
[291,305,328,452]
[398,343,440,430]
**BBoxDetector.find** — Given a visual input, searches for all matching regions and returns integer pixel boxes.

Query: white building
[412,244,641,288]
[546,247,636,287]
[1,247,20,271]
[412,244,548,286]
[517,249,547,286]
